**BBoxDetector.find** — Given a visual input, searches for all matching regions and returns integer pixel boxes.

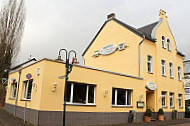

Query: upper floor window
[11,82,17,98]
[161,60,166,76]
[170,92,174,107]
[66,82,96,105]
[162,36,166,48]
[112,88,132,106]
[147,55,153,73]
[178,67,182,81]
[167,39,171,51]
[23,79,33,100]
[169,62,173,78]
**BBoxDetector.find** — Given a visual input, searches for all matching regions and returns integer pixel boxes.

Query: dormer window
[167,39,171,51]
[162,36,166,48]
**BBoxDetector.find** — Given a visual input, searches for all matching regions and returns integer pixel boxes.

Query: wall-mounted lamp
[139,93,143,101]
[104,89,108,97]
[32,82,35,88]
[37,68,40,75]
[32,82,37,91]
[52,82,57,92]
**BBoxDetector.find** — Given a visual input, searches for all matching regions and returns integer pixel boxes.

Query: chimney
[159,9,167,19]
[107,13,115,19]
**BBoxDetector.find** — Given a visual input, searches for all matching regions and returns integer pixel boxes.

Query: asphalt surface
[0,107,190,126]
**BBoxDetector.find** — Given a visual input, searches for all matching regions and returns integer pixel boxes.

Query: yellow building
[4,10,185,126]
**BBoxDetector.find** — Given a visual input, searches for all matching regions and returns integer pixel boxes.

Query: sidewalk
[0,107,190,126]
[111,118,190,126]
[0,108,34,126]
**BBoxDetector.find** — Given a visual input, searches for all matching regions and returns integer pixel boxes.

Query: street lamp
[57,49,76,126]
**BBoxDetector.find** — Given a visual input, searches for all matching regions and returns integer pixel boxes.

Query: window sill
[178,80,182,82]
[170,76,174,79]
[170,106,175,109]
[148,72,153,74]
[179,107,183,109]
[20,99,31,101]
[162,75,167,77]
[162,106,168,108]
[65,102,96,106]
[9,97,16,100]
[112,105,133,108]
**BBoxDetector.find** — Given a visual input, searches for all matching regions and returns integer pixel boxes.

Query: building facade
[4,10,185,126]
[184,60,190,100]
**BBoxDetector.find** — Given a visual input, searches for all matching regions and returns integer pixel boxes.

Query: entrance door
[146,91,156,112]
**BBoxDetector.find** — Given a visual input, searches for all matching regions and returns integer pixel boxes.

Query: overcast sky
[1,0,190,65]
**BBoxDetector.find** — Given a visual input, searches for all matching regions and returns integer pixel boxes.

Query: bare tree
[0,0,26,78]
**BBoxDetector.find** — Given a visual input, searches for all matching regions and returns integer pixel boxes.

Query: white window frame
[23,80,33,100]
[161,92,166,107]
[170,93,174,107]
[11,83,17,99]
[169,62,173,78]
[178,94,182,108]
[185,88,190,95]
[178,67,182,81]
[161,60,166,76]
[162,36,166,48]
[167,39,171,51]
[147,55,153,73]
[66,83,96,105]
[112,88,132,107]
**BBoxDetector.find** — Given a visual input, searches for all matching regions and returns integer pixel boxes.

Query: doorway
[146,91,156,112]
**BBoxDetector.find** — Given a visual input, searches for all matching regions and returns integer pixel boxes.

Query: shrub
[158,108,164,115]
[145,109,152,117]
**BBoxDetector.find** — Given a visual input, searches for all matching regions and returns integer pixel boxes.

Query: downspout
[138,35,145,78]
[14,69,22,116]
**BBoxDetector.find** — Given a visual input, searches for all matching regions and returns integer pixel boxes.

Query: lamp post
[57,49,76,126]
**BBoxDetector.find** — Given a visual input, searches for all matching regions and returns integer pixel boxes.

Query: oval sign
[100,44,117,55]
[26,73,32,80]
[146,82,157,91]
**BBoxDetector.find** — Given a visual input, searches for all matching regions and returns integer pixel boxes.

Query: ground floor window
[66,82,96,105]
[112,88,132,106]
[170,92,174,107]
[11,82,17,98]
[161,91,167,107]
[178,94,182,108]
[23,79,33,100]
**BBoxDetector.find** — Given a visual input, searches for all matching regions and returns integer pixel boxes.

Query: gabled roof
[82,17,185,57]
[138,22,159,40]
[82,18,156,56]
[10,58,37,70]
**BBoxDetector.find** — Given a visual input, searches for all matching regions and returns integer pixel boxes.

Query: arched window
[162,36,166,48]
[167,39,171,51]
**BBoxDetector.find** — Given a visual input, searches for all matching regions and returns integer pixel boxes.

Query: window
[167,39,171,51]
[147,55,153,73]
[178,94,182,108]
[162,36,166,48]
[178,67,182,81]
[169,63,173,77]
[23,80,33,100]
[66,82,96,105]
[170,93,174,107]
[112,88,132,106]
[161,60,166,76]
[11,82,17,98]
[185,88,190,95]
[161,91,166,107]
